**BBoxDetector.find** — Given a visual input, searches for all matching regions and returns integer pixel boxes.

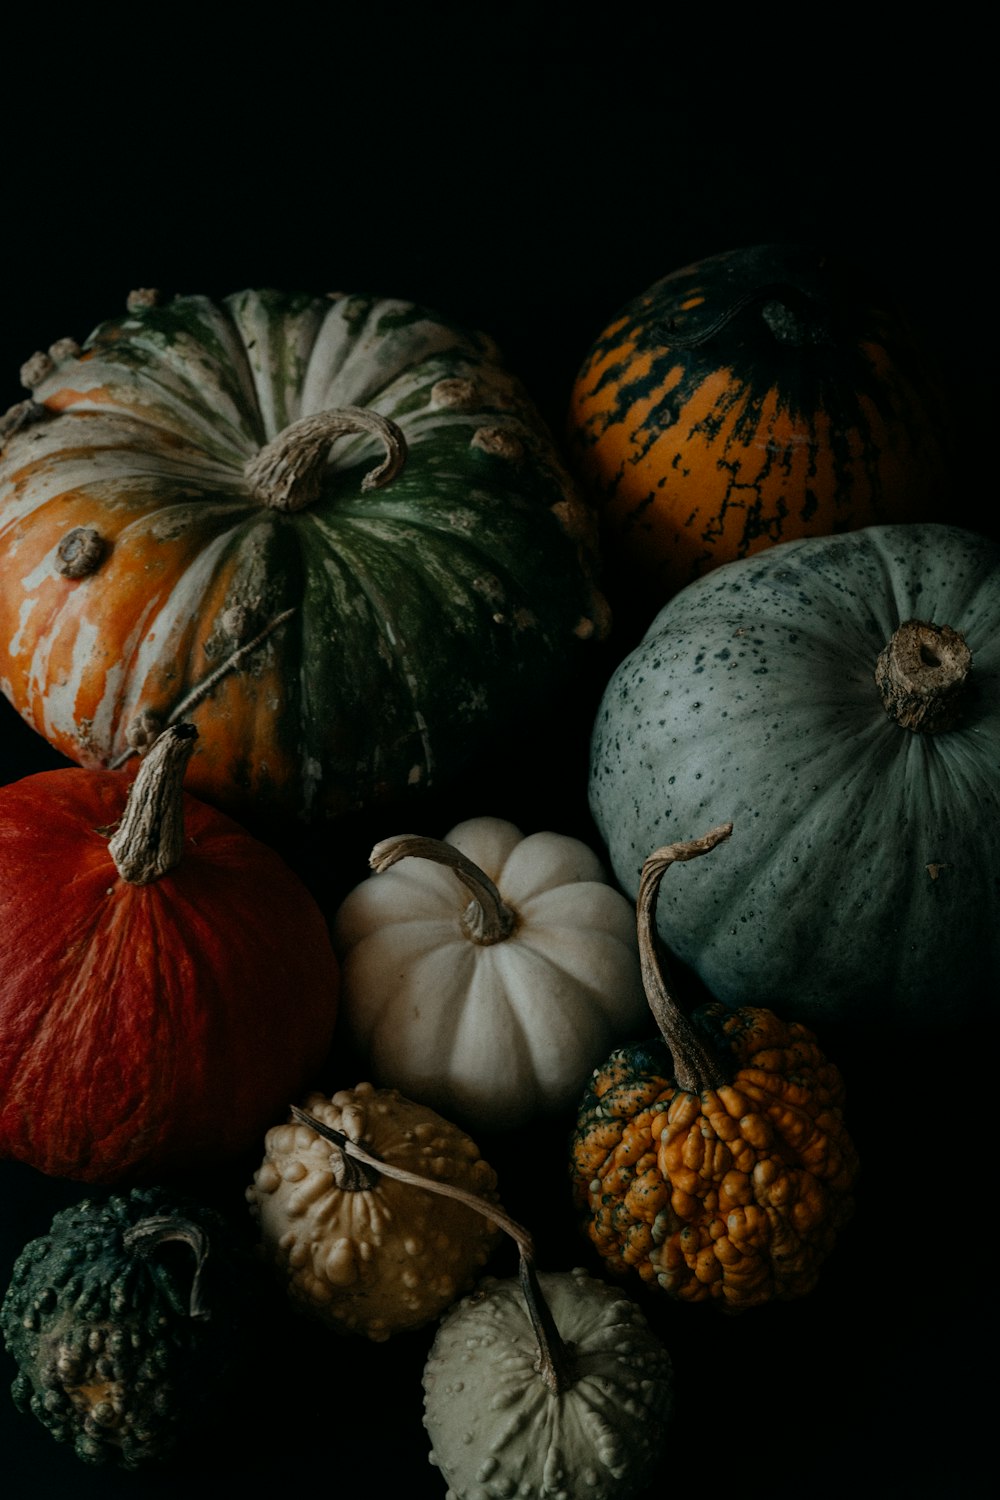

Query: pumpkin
[589,523,1000,1027]
[0,288,608,825]
[423,1262,673,1499]
[332,818,646,1131]
[2,1186,259,1467]
[246,1084,501,1341]
[567,242,951,615]
[0,723,339,1182]
[570,827,859,1309]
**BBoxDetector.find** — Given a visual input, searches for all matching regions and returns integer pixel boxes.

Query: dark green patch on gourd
[2,1188,261,1469]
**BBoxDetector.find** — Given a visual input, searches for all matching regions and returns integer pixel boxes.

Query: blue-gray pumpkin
[589,523,999,1026]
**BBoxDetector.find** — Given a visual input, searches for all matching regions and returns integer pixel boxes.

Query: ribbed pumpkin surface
[0,289,607,822]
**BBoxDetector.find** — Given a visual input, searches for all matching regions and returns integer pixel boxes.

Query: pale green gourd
[422,1264,672,1499]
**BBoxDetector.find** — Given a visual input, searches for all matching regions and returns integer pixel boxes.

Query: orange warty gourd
[567,243,950,618]
[571,828,858,1310]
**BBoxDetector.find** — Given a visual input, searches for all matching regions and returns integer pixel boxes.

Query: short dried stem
[245,407,407,511]
[875,619,972,734]
[107,724,197,884]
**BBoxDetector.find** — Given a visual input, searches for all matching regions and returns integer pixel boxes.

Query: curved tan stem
[107,724,197,885]
[290,1104,575,1393]
[637,824,734,1095]
[245,407,407,511]
[370,834,518,945]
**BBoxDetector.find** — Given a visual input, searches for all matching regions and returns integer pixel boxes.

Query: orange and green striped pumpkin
[567,243,951,615]
[0,289,608,825]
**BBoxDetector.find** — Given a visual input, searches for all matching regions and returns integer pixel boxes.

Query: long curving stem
[244,406,407,511]
[637,824,734,1095]
[289,1104,576,1392]
[370,834,518,945]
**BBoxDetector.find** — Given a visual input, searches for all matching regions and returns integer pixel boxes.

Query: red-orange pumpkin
[567,243,951,617]
[0,724,339,1182]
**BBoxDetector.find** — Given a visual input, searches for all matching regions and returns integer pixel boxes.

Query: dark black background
[1,24,992,1499]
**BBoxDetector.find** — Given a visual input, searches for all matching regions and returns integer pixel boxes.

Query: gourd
[568,242,950,612]
[333,818,646,1130]
[0,723,339,1181]
[423,1263,672,1500]
[1,1187,259,1467]
[570,827,859,1309]
[0,287,608,825]
[246,1084,501,1341]
[589,522,1000,1027]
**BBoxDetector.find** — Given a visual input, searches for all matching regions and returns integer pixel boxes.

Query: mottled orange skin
[571,1006,858,1310]
[567,245,950,613]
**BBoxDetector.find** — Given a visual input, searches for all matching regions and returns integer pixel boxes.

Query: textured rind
[333,817,647,1131]
[0,289,608,823]
[246,1083,500,1341]
[589,522,1000,1026]
[568,242,951,604]
[422,1266,672,1500]
[0,762,339,1181]
[571,1005,858,1309]
[1,1188,257,1468]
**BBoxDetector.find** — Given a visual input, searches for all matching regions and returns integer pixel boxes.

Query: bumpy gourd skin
[571,1005,858,1309]
[247,1084,501,1341]
[1,1188,257,1467]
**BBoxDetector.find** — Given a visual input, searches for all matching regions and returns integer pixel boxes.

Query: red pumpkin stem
[244,407,407,511]
[369,834,518,945]
[875,619,972,733]
[107,723,197,885]
[290,1104,575,1393]
[637,824,734,1095]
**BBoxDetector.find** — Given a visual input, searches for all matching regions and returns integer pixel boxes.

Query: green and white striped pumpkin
[0,289,608,823]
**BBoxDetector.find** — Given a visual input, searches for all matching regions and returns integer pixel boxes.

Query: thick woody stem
[637,824,734,1095]
[289,1105,575,1393]
[107,724,197,884]
[875,619,972,734]
[370,835,518,945]
[244,407,407,511]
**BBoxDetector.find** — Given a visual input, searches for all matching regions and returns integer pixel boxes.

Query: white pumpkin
[333,817,645,1131]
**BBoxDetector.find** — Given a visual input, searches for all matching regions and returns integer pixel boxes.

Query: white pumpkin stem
[107,723,197,885]
[875,619,972,734]
[369,835,518,945]
[244,407,407,511]
[289,1104,576,1393]
[637,824,734,1095]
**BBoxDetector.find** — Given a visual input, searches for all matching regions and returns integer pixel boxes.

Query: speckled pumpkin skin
[0,289,608,824]
[589,523,1000,1027]
[568,243,950,608]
